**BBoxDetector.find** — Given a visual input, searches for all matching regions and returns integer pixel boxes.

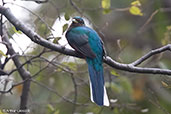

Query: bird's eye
[72,19,78,23]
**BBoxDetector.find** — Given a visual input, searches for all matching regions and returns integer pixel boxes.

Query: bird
[65,16,109,106]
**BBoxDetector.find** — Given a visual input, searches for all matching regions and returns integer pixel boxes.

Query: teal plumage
[66,17,109,106]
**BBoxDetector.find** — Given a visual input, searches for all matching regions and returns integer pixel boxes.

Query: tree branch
[31,79,85,105]
[130,44,171,66]
[2,28,31,114]
[0,6,171,75]
[0,69,8,75]
[69,0,82,14]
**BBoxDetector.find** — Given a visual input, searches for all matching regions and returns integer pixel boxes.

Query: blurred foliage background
[0,0,171,114]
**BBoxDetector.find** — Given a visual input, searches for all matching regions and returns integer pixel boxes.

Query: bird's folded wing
[66,32,96,58]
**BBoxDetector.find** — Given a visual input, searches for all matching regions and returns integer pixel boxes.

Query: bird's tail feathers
[88,64,109,106]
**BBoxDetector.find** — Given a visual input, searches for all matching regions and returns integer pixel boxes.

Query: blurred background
[0,0,171,114]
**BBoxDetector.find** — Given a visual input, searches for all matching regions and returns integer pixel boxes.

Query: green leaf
[162,25,171,45]
[64,13,70,21]
[161,81,168,87]
[62,62,77,71]
[113,108,119,114]
[161,81,171,88]
[36,23,50,37]
[110,70,119,76]
[53,37,61,44]
[13,26,22,34]
[103,9,111,14]
[167,25,171,30]
[131,0,141,6]
[0,110,8,114]
[0,50,7,57]
[8,26,22,35]
[117,39,128,50]
[54,110,60,114]
[62,24,68,34]
[56,68,62,72]
[129,6,143,16]
[101,0,111,14]
[129,1,143,16]
[47,104,55,111]
[101,0,111,9]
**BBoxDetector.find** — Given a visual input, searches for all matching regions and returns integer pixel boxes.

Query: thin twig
[69,0,82,14]
[148,89,170,114]
[5,2,54,31]
[31,79,86,106]
[70,73,78,113]
[138,10,159,33]
[130,44,171,66]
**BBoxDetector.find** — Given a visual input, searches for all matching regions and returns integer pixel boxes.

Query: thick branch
[104,57,171,75]
[2,28,31,114]
[0,69,8,75]
[0,6,171,75]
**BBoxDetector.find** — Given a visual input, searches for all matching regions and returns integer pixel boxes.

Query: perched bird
[65,16,109,106]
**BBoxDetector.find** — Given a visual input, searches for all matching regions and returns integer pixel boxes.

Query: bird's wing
[100,39,106,56]
[66,31,96,58]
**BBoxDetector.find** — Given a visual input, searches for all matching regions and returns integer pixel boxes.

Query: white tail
[89,80,110,106]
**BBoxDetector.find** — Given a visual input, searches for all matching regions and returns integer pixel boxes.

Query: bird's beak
[72,18,78,23]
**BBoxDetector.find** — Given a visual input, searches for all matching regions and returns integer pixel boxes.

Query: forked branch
[0,6,171,75]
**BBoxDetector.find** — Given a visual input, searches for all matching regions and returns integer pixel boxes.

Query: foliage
[101,0,111,14]
[129,0,143,16]
[0,50,7,57]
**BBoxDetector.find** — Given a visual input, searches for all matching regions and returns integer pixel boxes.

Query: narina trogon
[65,16,109,106]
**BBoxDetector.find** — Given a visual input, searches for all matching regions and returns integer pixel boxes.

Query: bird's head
[71,16,85,27]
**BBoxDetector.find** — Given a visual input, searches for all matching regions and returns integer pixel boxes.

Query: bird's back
[66,26,104,60]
